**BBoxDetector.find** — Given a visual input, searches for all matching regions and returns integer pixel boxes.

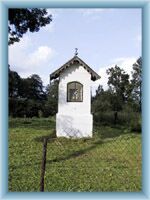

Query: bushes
[9,98,44,118]
[93,111,114,126]
[130,116,141,132]
[93,111,141,132]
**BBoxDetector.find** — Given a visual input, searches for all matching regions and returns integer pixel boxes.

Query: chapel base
[56,113,93,138]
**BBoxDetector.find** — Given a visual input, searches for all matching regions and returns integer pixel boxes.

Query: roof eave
[50,73,100,81]
[50,55,101,81]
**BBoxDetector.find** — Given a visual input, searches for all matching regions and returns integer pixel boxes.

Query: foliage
[92,86,112,113]
[21,74,45,100]
[92,59,142,128]
[106,65,131,103]
[9,57,142,128]
[9,67,59,118]
[8,9,52,45]
[9,118,141,192]
[9,66,22,98]
[131,57,142,112]
[9,68,46,117]
[93,110,141,129]
[130,115,141,132]
[43,80,59,117]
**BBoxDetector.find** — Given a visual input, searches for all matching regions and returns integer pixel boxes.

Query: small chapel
[50,49,100,138]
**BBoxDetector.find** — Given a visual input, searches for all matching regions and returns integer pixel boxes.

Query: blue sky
[9,8,142,93]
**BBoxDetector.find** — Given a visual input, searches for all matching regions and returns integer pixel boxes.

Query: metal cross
[75,48,78,56]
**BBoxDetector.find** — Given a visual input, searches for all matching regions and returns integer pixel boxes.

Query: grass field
[9,117,142,192]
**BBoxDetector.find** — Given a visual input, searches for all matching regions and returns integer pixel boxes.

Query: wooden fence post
[40,138,47,192]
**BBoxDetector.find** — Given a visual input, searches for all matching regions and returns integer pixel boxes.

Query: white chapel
[50,50,100,138]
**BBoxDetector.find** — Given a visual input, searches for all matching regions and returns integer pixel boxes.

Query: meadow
[9,117,142,192]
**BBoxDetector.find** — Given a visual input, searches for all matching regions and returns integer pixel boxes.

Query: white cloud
[91,66,107,95]
[9,35,31,70]
[79,8,113,21]
[80,9,105,16]
[111,57,137,78]
[9,35,56,86]
[27,46,54,67]
[92,57,137,94]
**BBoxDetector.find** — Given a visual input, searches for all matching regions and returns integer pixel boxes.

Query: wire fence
[9,117,142,192]
[39,127,142,191]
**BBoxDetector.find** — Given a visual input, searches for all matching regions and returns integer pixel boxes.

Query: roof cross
[75,48,78,56]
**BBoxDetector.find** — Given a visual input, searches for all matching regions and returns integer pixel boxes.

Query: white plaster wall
[56,113,93,138]
[56,64,93,138]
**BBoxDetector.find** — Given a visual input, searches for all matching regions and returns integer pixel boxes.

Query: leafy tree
[92,85,123,125]
[95,85,104,97]
[8,8,52,45]
[106,66,133,124]
[29,74,45,99]
[106,65,131,104]
[20,74,45,100]
[43,80,59,117]
[131,57,142,112]
[9,68,46,117]
[25,99,41,117]
[92,85,111,113]
[9,98,26,117]
[9,66,22,97]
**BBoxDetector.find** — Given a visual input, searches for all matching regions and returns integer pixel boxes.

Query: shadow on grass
[46,139,104,164]
[9,125,139,171]
[94,125,139,140]
[34,132,104,162]
[10,135,104,170]
[34,125,138,166]
[34,124,138,145]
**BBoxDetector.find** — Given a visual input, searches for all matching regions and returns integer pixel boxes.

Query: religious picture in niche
[67,82,83,102]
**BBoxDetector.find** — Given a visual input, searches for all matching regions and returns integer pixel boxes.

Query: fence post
[40,138,47,192]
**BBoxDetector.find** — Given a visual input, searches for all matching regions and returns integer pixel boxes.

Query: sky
[9,8,142,94]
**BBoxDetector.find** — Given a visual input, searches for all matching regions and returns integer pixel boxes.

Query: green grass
[9,117,142,192]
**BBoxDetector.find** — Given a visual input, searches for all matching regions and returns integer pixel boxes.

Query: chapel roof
[50,55,100,81]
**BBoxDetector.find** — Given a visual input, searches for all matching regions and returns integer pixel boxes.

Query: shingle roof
[50,55,100,81]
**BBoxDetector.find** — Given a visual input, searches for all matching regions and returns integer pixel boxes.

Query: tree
[28,74,45,100]
[106,65,131,104]
[43,80,59,117]
[106,66,132,124]
[95,85,104,97]
[9,66,22,97]
[9,68,46,117]
[131,57,142,112]
[92,85,116,125]
[92,85,111,113]
[8,8,52,45]
[20,74,45,100]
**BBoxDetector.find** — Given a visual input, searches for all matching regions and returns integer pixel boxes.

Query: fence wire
[43,128,142,192]
[9,118,142,192]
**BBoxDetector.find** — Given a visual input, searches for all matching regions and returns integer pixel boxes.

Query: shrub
[93,111,141,131]
[130,115,141,132]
